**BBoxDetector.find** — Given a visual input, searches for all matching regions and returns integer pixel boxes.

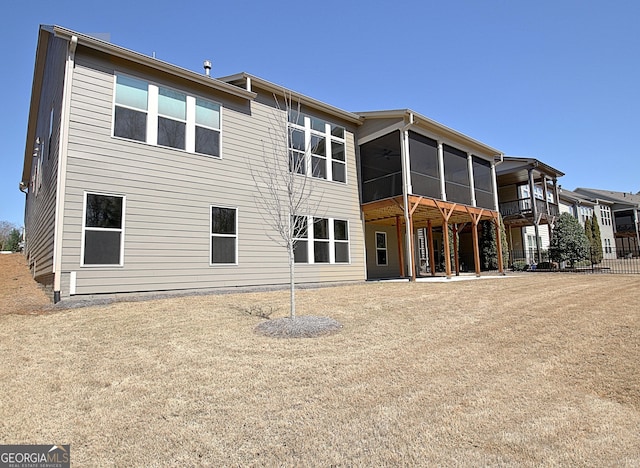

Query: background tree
[549,212,590,268]
[250,93,320,319]
[590,214,603,263]
[6,229,22,252]
[0,221,20,251]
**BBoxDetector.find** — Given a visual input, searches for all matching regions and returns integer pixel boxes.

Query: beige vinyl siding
[60,50,364,295]
[357,117,404,143]
[23,35,68,284]
[365,224,400,279]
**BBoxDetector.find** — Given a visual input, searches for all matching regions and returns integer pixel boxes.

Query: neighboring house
[21,25,506,301]
[574,188,640,257]
[558,188,616,259]
[495,157,564,265]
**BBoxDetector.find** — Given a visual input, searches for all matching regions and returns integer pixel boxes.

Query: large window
[287,111,346,183]
[114,75,148,142]
[82,193,125,266]
[157,87,186,150]
[294,216,350,264]
[114,74,221,157]
[600,205,612,226]
[211,206,237,265]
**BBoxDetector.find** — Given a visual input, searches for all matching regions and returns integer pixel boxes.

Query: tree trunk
[289,242,296,319]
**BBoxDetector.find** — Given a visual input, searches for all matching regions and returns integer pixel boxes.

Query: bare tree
[0,221,19,251]
[250,92,321,319]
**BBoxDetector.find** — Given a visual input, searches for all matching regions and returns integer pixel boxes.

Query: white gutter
[52,34,77,303]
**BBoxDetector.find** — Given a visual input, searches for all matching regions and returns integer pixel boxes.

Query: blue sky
[2,0,639,227]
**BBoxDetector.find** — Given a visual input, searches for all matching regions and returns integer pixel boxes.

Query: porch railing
[499,198,559,218]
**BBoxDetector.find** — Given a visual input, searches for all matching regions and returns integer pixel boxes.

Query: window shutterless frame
[287,112,347,184]
[375,231,388,266]
[80,191,126,267]
[210,205,238,266]
[294,215,350,264]
[112,73,223,158]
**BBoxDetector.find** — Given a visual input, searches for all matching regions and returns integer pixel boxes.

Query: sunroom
[357,110,505,280]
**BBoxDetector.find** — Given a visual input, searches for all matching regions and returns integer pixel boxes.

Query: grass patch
[1,272,639,465]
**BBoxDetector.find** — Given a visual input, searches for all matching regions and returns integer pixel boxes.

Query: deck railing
[499,198,559,218]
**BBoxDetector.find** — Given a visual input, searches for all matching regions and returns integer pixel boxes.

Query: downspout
[634,208,640,256]
[400,113,414,279]
[52,35,77,303]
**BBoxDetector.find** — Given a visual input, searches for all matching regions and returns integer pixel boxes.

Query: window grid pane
[196,98,220,129]
[115,75,148,110]
[158,88,186,120]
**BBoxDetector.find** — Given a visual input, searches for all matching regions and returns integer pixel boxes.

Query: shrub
[512,260,529,271]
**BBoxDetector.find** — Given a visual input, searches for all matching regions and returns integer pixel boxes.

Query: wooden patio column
[427,220,436,276]
[494,215,505,274]
[453,224,460,276]
[466,207,484,277]
[396,215,404,278]
[436,201,456,279]
[442,221,452,279]
[408,211,417,281]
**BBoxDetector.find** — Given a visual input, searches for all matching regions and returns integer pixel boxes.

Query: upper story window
[287,110,346,183]
[113,74,221,157]
[600,205,612,226]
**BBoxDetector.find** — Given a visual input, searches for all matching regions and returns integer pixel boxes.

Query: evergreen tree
[549,212,590,268]
[479,215,509,270]
[6,229,21,252]
[480,220,496,270]
[591,214,603,263]
[584,216,593,262]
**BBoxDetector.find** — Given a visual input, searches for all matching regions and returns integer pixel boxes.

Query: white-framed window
[375,231,388,266]
[604,238,612,254]
[113,74,221,157]
[292,215,309,263]
[210,206,237,265]
[288,110,346,183]
[294,216,350,264]
[82,192,125,266]
[157,87,187,150]
[600,205,612,226]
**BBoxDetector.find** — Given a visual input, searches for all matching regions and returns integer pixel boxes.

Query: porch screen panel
[408,131,440,198]
[472,156,494,209]
[443,144,471,205]
[360,131,403,203]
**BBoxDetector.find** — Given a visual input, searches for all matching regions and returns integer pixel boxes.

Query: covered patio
[362,195,504,280]
[356,109,506,280]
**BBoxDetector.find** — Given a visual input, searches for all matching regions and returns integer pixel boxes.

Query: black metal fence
[508,246,640,274]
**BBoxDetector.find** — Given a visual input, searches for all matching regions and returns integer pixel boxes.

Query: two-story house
[574,188,640,258]
[21,25,505,301]
[495,157,564,265]
[558,188,616,259]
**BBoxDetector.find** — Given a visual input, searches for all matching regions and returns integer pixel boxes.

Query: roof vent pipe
[203,60,212,76]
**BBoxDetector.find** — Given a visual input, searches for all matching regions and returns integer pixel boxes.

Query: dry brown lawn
[1,254,639,466]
